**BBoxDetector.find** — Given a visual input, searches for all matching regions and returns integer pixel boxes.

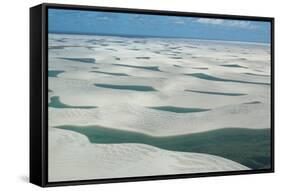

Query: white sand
[48,33,270,181]
[49,101,269,136]
[48,128,249,182]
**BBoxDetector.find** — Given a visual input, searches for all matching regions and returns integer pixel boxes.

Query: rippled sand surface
[48,33,270,181]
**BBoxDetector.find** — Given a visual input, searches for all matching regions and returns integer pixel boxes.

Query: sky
[48,8,271,43]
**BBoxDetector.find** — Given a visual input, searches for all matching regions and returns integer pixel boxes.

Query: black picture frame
[30,3,275,187]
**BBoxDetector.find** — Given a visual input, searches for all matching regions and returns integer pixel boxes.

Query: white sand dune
[48,74,269,108]
[48,33,270,181]
[49,100,269,136]
[48,128,249,182]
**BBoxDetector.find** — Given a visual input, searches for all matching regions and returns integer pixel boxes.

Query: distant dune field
[48,33,271,181]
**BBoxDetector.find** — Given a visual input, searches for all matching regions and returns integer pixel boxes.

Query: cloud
[196,18,255,29]
[196,18,224,25]
[169,17,189,25]
[226,20,254,29]
[175,20,185,25]
[131,15,146,23]
[93,12,120,21]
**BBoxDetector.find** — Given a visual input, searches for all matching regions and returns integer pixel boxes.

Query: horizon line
[48,31,270,45]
